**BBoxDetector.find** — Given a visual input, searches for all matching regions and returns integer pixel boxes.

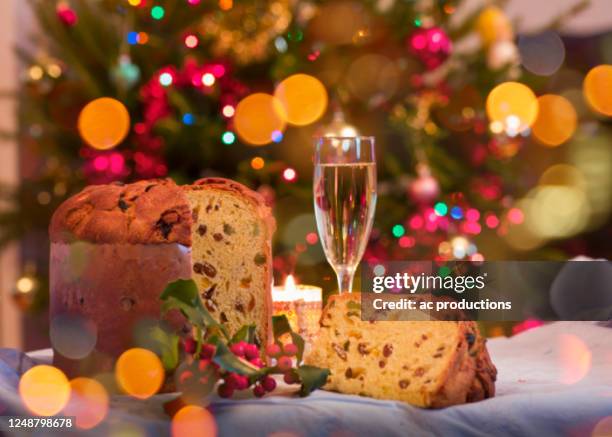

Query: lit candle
[272,275,322,344]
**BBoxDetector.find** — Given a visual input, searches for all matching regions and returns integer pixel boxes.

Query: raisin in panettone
[305,293,496,408]
[49,178,274,375]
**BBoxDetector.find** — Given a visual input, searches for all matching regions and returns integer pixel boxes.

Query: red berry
[218,383,234,398]
[244,343,259,360]
[198,359,211,372]
[253,384,265,398]
[227,372,249,390]
[277,356,293,372]
[283,371,299,385]
[200,344,216,359]
[250,358,264,368]
[265,343,282,358]
[261,376,276,392]
[283,343,299,356]
[230,342,246,357]
[183,337,196,354]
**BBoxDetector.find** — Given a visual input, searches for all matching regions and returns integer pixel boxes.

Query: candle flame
[285,274,296,292]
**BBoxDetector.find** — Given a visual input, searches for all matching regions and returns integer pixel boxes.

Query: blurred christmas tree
[2,0,612,313]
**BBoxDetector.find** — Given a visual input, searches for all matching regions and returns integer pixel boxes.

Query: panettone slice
[305,292,496,408]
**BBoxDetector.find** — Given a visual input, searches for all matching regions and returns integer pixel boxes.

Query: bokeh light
[282,167,297,182]
[184,34,199,49]
[159,72,173,87]
[476,6,513,47]
[50,313,97,360]
[78,97,130,150]
[392,224,405,238]
[558,334,591,385]
[221,131,235,145]
[532,94,577,147]
[151,5,165,20]
[115,348,164,399]
[591,416,612,437]
[234,93,286,146]
[222,105,235,118]
[19,365,70,416]
[171,405,217,437]
[274,74,328,126]
[250,157,264,170]
[486,82,538,134]
[583,65,612,116]
[518,31,565,76]
[202,73,215,86]
[64,377,109,429]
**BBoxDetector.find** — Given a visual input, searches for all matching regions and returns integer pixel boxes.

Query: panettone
[49,178,274,375]
[305,293,496,408]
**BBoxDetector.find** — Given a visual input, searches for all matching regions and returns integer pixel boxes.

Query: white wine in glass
[313,136,377,294]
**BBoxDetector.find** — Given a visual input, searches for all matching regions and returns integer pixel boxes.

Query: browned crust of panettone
[188,177,276,236]
[49,177,276,245]
[49,179,193,245]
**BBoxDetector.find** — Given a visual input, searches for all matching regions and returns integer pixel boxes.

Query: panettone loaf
[50,178,274,375]
[305,293,496,408]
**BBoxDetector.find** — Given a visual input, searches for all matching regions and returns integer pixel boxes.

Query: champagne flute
[313,136,377,294]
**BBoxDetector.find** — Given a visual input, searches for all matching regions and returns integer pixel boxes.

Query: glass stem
[336,267,355,294]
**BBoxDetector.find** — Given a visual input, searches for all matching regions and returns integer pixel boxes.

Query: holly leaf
[272,314,292,339]
[296,365,330,397]
[160,279,229,339]
[149,324,180,371]
[290,332,305,363]
[211,340,263,378]
[231,324,256,344]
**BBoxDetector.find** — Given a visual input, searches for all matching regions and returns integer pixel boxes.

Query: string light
[221,131,235,145]
[159,72,173,87]
[127,0,143,6]
[450,206,463,220]
[282,167,297,182]
[271,130,283,143]
[306,232,318,245]
[127,32,138,45]
[234,93,286,146]
[182,113,195,125]
[274,74,328,126]
[184,34,199,49]
[392,224,405,238]
[219,0,232,10]
[222,105,235,117]
[399,236,415,248]
[250,157,264,170]
[201,73,215,86]
[187,0,201,4]
[151,5,165,20]
[434,202,448,216]
[137,32,149,44]
[63,377,109,429]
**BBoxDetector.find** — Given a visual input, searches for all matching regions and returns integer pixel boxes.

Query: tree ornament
[56,2,78,27]
[409,163,439,203]
[112,55,141,89]
[408,27,452,70]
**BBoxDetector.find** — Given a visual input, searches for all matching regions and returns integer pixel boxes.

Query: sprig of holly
[152,279,329,400]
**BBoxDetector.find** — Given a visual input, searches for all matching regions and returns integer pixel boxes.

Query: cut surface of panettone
[184,178,274,347]
[305,292,496,408]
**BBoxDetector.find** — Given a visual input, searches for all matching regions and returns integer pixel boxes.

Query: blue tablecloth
[1,322,611,436]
